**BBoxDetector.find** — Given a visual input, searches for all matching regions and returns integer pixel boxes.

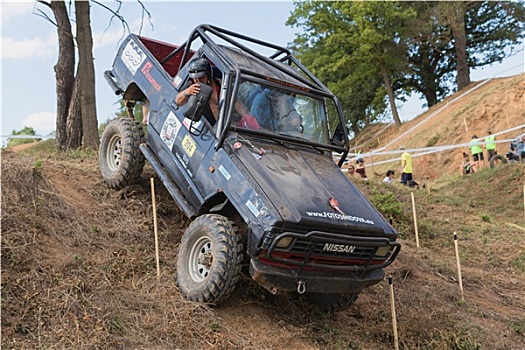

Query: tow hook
[296,280,306,294]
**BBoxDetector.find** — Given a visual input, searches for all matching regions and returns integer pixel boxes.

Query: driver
[176,57,220,124]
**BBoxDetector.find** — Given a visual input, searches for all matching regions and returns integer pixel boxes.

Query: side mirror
[331,122,345,146]
[183,82,213,121]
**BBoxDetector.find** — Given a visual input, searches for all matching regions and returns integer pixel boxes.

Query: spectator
[347,164,357,177]
[355,158,368,180]
[506,137,521,163]
[484,130,497,161]
[400,147,413,186]
[469,135,484,168]
[459,152,476,176]
[383,170,395,183]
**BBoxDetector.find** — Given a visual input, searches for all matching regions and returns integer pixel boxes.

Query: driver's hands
[186,83,201,96]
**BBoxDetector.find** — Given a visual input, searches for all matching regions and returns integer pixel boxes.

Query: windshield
[231,80,330,145]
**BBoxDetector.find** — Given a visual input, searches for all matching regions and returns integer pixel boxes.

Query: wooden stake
[426,182,430,195]
[454,232,464,301]
[151,178,161,282]
[463,118,468,133]
[411,191,420,248]
[389,275,399,350]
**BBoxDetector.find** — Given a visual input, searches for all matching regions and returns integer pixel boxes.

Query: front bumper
[249,230,400,294]
[249,257,385,294]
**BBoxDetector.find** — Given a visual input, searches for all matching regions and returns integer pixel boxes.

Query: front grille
[265,230,400,272]
[289,239,376,260]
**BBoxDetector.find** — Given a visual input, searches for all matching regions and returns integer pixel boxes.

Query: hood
[229,138,395,237]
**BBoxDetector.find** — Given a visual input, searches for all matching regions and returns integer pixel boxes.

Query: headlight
[375,246,391,257]
[276,237,293,248]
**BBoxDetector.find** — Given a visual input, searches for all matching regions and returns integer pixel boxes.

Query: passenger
[250,89,276,130]
[234,99,260,130]
[176,57,220,123]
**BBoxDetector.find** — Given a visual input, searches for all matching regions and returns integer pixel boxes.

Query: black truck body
[100,24,400,311]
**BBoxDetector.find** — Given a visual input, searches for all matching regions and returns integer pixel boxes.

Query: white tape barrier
[1,134,54,139]
[335,124,525,167]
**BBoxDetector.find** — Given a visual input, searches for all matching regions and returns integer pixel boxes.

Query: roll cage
[161,24,350,166]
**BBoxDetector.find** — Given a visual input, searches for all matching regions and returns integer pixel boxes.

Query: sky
[1,1,524,139]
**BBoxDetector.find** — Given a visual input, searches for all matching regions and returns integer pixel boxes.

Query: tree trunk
[66,79,82,149]
[50,1,75,151]
[75,0,99,149]
[449,3,470,90]
[380,63,402,126]
[422,87,438,107]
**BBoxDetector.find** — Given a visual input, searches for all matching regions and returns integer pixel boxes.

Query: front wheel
[304,292,360,313]
[176,214,243,304]
[99,118,145,189]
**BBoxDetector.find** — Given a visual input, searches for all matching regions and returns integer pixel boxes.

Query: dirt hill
[2,74,525,350]
[351,73,524,182]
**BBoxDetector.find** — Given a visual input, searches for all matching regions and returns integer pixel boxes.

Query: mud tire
[176,214,243,304]
[305,292,360,313]
[99,118,145,189]
[489,154,507,168]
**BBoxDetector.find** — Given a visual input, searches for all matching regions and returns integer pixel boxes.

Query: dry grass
[2,74,525,349]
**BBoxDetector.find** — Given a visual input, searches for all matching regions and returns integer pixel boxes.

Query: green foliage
[287,1,415,134]
[7,126,41,147]
[480,214,491,223]
[370,188,402,219]
[99,99,146,136]
[288,0,525,120]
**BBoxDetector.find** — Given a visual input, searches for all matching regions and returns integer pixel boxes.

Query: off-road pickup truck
[100,24,400,312]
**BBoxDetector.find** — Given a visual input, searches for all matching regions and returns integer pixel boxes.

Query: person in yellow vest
[469,135,484,168]
[484,130,497,161]
[399,146,413,186]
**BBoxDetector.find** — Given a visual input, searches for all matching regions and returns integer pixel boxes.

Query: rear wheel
[304,292,360,313]
[176,214,243,304]
[489,154,507,168]
[99,118,145,189]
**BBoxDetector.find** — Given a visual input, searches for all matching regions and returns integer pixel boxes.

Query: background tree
[7,127,42,148]
[402,0,525,107]
[35,0,152,151]
[288,0,525,135]
[288,1,414,133]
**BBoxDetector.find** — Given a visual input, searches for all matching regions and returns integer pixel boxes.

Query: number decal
[181,135,196,157]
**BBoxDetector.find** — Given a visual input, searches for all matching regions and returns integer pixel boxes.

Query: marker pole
[411,192,420,248]
[454,232,464,301]
[151,178,161,282]
[389,275,399,350]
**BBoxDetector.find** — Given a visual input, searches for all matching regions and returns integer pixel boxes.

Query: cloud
[20,112,56,136]
[2,1,36,23]
[1,34,56,60]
